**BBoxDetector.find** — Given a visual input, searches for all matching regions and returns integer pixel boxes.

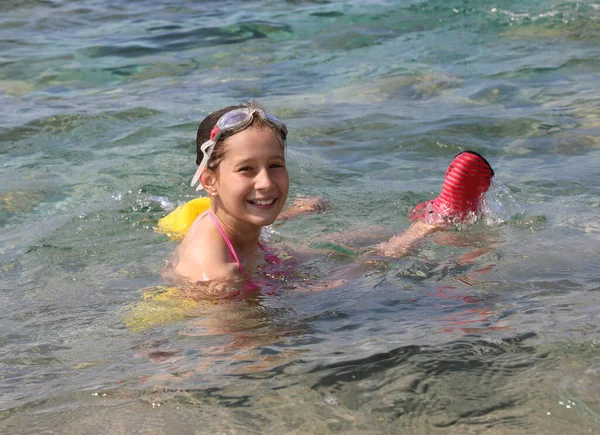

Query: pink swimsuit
[208,212,293,282]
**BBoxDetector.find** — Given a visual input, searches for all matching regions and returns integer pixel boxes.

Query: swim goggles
[191,107,288,191]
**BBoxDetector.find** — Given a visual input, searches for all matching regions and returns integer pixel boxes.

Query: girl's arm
[374,221,443,257]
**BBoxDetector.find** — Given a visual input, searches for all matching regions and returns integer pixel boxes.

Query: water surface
[1,0,599,433]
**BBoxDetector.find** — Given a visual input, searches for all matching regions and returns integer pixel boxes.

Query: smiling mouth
[248,198,276,206]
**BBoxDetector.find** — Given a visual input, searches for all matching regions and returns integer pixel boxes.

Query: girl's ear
[200,169,218,196]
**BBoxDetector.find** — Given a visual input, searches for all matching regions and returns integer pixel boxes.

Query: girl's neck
[210,208,262,250]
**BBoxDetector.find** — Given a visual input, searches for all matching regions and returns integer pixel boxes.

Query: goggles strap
[190,164,204,192]
[190,139,217,191]
[209,126,220,141]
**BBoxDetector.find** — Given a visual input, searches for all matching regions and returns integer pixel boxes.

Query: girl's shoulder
[173,213,240,282]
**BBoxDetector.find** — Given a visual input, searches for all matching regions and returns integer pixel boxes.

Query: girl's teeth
[253,199,274,205]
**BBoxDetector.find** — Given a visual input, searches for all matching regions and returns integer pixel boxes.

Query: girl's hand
[278,196,330,221]
[292,196,330,213]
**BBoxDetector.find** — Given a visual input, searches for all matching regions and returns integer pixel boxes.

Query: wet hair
[195,101,287,170]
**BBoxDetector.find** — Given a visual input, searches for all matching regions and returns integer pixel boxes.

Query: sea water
[1,0,599,433]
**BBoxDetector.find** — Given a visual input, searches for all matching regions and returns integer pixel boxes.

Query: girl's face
[209,126,289,228]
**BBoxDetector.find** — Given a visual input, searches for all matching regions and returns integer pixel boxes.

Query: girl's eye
[238,166,252,172]
[270,162,285,169]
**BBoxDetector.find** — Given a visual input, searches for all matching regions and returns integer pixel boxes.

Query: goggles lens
[217,109,253,129]
[216,108,286,138]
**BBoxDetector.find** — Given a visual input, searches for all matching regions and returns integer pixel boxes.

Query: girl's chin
[243,206,281,224]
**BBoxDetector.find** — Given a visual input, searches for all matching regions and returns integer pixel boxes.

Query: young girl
[168,100,495,290]
[169,101,321,287]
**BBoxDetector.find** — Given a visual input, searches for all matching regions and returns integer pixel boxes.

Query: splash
[481,178,525,226]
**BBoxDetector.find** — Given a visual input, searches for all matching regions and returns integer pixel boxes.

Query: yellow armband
[156,197,211,240]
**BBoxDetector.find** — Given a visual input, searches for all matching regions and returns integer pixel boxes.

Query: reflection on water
[1,0,600,433]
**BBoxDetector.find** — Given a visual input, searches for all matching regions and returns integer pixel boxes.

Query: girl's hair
[195,101,286,170]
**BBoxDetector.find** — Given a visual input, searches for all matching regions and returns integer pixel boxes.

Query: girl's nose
[255,168,274,190]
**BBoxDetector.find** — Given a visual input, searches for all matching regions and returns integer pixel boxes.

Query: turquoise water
[1,0,599,433]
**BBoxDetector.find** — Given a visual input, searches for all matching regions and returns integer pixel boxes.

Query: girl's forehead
[222,127,285,160]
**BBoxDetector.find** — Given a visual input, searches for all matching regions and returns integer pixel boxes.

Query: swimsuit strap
[208,211,243,274]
